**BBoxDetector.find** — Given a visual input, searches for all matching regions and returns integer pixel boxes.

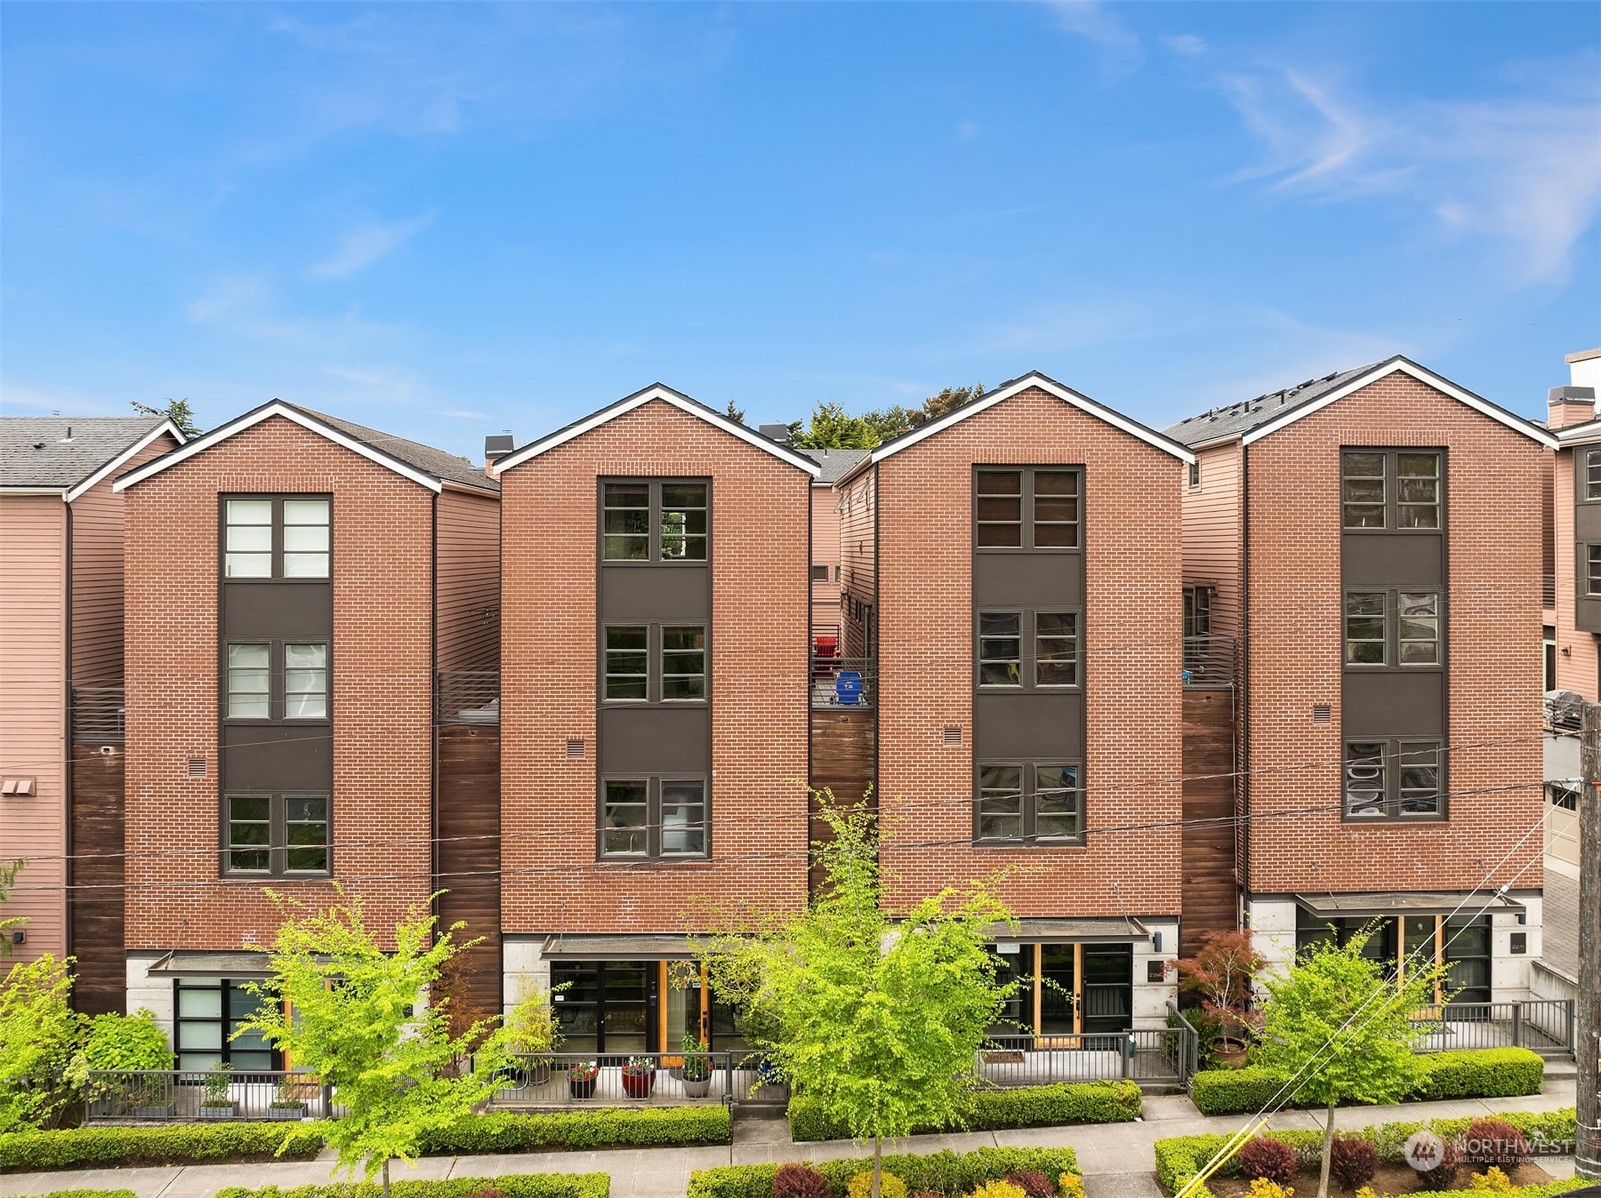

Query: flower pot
[197,1103,237,1121]
[569,1076,597,1100]
[529,1061,552,1086]
[1212,1037,1250,1069]
[682,1075,712,1099]
[621,1070,656,1099]
[268,1102,308,1120]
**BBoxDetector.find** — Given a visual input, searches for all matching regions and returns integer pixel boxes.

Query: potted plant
[680,1035,712,1099]
[567,1060,598,1100]
[620,1055,657,1099]
[268,1075,310,1120]
[1168,929,1264,1068]
[197,1063,237,1120]
[503,986,563,1086]
[130,1075,177,1120]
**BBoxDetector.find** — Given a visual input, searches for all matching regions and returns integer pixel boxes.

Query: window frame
[599,623,708,704]
[1586,449,1601,502]
[597,775,710,861]
[1342,739,1445,822]
[973,466,1083,553]
[222,791,332,877]
[1586,545,1601,597]
[1342,590,1442,670]
[1340,450,1444,532]
[598,478,711,565]
[222,640,332,723]
[976,608,1080,690]
[973,760,1085,845]
[221,495,332,581]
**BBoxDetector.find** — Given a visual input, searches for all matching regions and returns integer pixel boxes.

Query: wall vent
[187,757,207,777]
[1312,705,1331,725]
[942,725,963,745]
[566,738,585,760]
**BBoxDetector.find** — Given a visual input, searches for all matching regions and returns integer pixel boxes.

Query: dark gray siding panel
[223,583,333,639]
[973,553,1084,609]
[974,692,1084,759]
[599,566,710,622]
[222,725,334,790]
[1341,535,1444,588]
[598,706,711,773]
[1341,672,1445,738]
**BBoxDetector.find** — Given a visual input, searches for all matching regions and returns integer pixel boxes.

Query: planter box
[621,1071,656,1099]
[197,1103,238,1121]
[268,1103,307,1121]
[134,1103,177,1120]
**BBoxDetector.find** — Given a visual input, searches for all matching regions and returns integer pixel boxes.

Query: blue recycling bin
[836,670,863,705]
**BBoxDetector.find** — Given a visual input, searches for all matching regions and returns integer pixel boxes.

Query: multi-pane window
[600,777,707,859]
[226,642,329,719]
[977,610,1078,688]
[224,497,330,579]
[225,793,329,875]
[602,625,706,702]
[1341,451,1442,530]
[975,469,1080,549]
[1343,741,1443,820]
[175,979,278,1072]
[1587,546,1601,597]
[975,762,1082,843]
[1183,587,1211,639]
[601,481,708,562]
[1586,449,1601,501]
[1343,592,1440,667]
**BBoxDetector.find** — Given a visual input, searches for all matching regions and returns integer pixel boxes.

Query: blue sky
[3,2,1598,462]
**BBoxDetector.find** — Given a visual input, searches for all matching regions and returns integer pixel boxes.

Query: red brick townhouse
[493,385,818,1054]
[1166,356,1554,1001]
[112,402,500,1065]
[0,415,185,1009]
[832,372,1195,1035]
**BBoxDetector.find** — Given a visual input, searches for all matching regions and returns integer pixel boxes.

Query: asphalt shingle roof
[798,447,870,484]
[1164,362,1381,447]
[0,416,170,490]
[282,404,498,493]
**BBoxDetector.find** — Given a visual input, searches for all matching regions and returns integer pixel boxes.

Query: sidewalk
[0,1080,1577,1198]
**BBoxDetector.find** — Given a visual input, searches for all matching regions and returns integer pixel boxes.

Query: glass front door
[550,961,655,1055]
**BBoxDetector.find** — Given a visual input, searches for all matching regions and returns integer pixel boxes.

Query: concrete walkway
[0,1079,1576,1198]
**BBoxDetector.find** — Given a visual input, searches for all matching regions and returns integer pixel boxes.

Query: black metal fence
[1411,999,1575,1056]
[979,1027,1197,1088]
[82,1069,339,1124]
[1182,636,1236,688]
[493,1051,781,1107]
[810,655,876,709]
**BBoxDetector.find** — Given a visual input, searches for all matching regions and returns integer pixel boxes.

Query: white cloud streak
[1047,1,1141,80]
[310,212,437,280]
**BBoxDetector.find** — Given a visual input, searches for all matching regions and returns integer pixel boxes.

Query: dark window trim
[221,791,333,878]
[1342,589,1443,672]
[1339,448,1445,534]
[172,977,284,1072]
[1188,460,1200,489]
[1183,586,1212,639]
[1341,739,1446,823]
[1583,448,1601,502]
[222,639,333,724]
[597,774,710,861]
[972,759,1085,846]
[597,477,712,566]
[220,494,333,582]
[975,608,1081,690]
[973,466,1083,554]
[1585,545,1601,597]
[598,622,709,706]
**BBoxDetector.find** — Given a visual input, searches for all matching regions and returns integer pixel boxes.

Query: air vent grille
[187,757,207,777]
[566,738,585,760]
[942,725,963,745]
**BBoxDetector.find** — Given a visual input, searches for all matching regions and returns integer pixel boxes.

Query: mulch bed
[1204,1161,1555,1198]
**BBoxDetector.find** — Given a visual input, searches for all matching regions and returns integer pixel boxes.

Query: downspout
[64,498,75,962]
[430,492,439,931]
[1238,443,1250,931]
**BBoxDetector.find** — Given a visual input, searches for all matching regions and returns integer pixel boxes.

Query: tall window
[975,762,1082,843]
[1344,741,1442,821]
[224,497,330,579]
[977,610,1078,688]
[1183,587,1211,639]
[600,777,707,859]
[602,625,706,702]
[602,481,708,562]
[1343,592,1440,667]
[175,979,279,1072]
[225,794,330,875]
[1587,546,1601,597]
[225,642,329,719]
[976,468,1080,549]
[1587,449,1601,501]
[1341,451,1442,530]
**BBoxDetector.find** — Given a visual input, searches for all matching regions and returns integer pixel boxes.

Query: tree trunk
[382,1157,392,1198]
[1318,1104,1336,1198]
[873,1136,883,1198]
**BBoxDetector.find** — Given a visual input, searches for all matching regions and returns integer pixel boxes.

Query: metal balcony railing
[436,670,499,725]
[1182,636,1236,688]
[70,685,125,742]
[980,1027,1197,1087]
[810,656,875,709]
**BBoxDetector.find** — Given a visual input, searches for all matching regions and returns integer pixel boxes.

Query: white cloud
[1162,34,1207,58]
[438,407,491,421]
[310,212,437,280]
[0,383,127,417]
[1209,56,1601,284]
[1047,1,1141,80]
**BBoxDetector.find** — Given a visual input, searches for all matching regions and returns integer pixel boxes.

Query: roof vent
[59,426,74,443]
[484,434,515,467]
[757,423,791,445]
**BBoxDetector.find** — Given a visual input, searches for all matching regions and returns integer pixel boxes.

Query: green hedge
[215,1177,608,1198]
[1407,1181,1591,1198]
[38,1191,139,1198]
[0,1121,329,1172]
[1155,1107,1579,1198]
[418,1106,731,1154]
[1189,1048,1545,1115]
[688,1145,1079,1198]
[789,1081,1141,1141]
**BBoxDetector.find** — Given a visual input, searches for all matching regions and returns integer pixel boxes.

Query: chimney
[1548,386,1597,431]
[757,423,791,445]
[484,433,515,478]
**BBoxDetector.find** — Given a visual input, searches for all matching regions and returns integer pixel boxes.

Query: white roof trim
[865,372,1195,467]
[114,403,443,493]
[1554,420,1601,445]
[1240,360,1557,448]
[0,487,69,497]
[66,420,185,503]
[492,384,821,476]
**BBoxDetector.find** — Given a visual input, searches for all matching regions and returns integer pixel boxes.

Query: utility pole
[1577,703,1600,1179]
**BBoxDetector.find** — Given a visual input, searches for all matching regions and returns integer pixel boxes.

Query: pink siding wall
[1179,442,1243,645]
[810,484,842,636]
[0,496,68,962]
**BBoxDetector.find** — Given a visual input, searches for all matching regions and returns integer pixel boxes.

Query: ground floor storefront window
[174,978,278,1072]
[987,942,1134,1036]
[549,959,746,1055]
[1293,910,1491,1004]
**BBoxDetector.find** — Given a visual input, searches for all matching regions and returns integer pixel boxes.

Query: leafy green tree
[0,954,86,1131]
[788,402,880,449]
[131,398,201,438]
[238,889,511,1198]
[724,398,747,425]
[0,859,24,955]
[705,798,1018,1198]
[1252,927,1445,1198]
[921,382,985,422]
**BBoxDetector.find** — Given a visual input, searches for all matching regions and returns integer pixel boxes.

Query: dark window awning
[540,934,706,962]
[990,917,1151,945]
[1294,892,1524,920]
[146,950,274,979]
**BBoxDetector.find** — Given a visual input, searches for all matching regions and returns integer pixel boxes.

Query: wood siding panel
[0,496,68,961]
[1180,443,1243,644]
[69,744,125,1014]
[809,708,876,894]
[436,489,501,674]
[838,470,876,658]
[435,724,501,1018]
[1180,689,1237,955]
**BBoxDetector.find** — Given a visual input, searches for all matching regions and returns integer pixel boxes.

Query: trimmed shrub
[1327,1136,1377,1190]
[965,1185,1026,1198]
[688,1147,1079,1198]
[417,1106,731,1154]
[1190,1067,1293,1116]
[213,1180,607,1198]
[775,1164,830,1198]
[38,1192,138,1198]
[846,1173,906,1198]
[1407,1183,1593,1198]
[1238,1138,1299,1185]
[1003,1172,1056,1198]
[1418,1139,1462,1190]
[0,1122,328,1172]
[788,1081,1140,1141]
[1462,1119,1530,1167]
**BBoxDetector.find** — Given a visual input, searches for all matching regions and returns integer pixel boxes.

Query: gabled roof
[491,383,821,477]
[1,416,184,499]
[1164,356,1556,449]
[797,447,870,484]
[1554,416,1601,447]
[835,370,1193,487]
[114,401,497,495]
